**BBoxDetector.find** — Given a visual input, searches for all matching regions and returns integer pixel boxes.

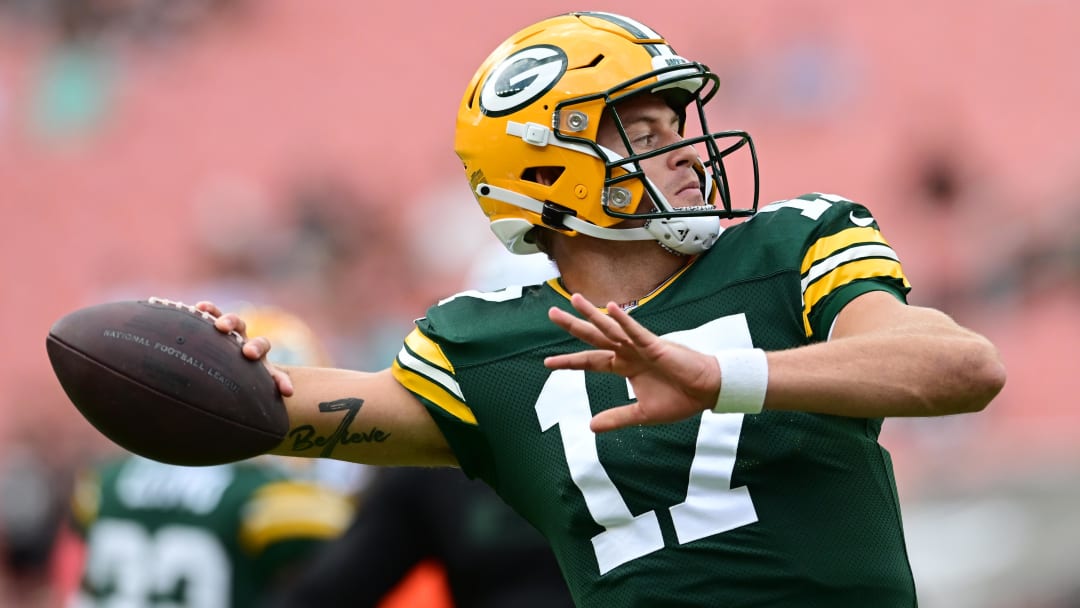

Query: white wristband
[712,349,769,414]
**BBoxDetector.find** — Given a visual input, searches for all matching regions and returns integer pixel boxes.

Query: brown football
[46,297,288,466]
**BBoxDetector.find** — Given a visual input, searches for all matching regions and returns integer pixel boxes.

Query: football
[46,297,288,466]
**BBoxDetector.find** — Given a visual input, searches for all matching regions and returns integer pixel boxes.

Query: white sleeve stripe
[814,192,850,203]
[590,12,662,39]
[437,285,524,306]
[800,244,899,292]
[396,347,465,401]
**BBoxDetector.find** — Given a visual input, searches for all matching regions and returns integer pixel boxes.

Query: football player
[55,306,356,608]
[199,12,1005,607]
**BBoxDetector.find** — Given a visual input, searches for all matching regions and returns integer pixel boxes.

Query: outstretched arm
[545,291,1006,433]
[198,302,457,467]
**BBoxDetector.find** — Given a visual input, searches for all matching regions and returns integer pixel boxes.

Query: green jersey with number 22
[393,193,916,608]
[69,456,353,608]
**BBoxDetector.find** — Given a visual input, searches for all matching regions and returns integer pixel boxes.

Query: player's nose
[665,138,699,169]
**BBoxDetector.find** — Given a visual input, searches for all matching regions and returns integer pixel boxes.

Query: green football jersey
[69,456,353,608]
[393,194,916,607]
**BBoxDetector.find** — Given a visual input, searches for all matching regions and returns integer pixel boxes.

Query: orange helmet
[454,12,759,255]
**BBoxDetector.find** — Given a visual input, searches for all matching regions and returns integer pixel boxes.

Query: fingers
[544,350,616,372]
[216,313,248,337]
[242,336,271,360]
[196,303,264,363]
[195,300,293,397]
[195,301,221,317]
[590,404,646,433]
[199,300,246,338]
[269,366,295,397]
[604,299,660,351]
[549,293,632,350]
[550,293,661,355]
[570,294,631,346]
[242,337,293,396]
[241,336,293,396]
[197,302,256,355]
[549,305,617,349]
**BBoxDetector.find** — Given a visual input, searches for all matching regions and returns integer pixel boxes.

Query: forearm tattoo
[285,398,391,457]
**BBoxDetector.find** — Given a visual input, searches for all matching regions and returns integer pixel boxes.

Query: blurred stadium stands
[1,1,1078,606]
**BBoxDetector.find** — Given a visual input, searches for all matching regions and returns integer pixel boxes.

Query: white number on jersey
[535,313,759,575]
[73,519,231,608]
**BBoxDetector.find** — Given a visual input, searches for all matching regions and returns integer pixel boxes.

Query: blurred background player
[50,304,357,608]
[270,467,575,608]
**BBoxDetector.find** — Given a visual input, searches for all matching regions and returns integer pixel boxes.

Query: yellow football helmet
[454,11,760,256]
[238,305,333,368]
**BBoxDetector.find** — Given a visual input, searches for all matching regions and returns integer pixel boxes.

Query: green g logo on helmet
[480,45,568,117]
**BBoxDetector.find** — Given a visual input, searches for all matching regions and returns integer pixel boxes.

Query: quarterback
[200,12,1005,607]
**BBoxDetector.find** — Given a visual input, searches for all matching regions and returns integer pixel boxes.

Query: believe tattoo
[286,397,391,457]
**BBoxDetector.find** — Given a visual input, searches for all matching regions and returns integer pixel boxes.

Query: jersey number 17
[536,313,759,575]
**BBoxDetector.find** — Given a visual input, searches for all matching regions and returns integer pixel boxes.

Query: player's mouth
[673,181,704,203]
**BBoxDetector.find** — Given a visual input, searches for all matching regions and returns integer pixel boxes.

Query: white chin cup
[645,214,722,255]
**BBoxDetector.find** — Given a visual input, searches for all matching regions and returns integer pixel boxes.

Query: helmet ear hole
[523,166,565,186]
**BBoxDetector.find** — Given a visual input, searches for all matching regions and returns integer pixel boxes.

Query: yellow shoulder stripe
[392,359,478,425]
[404,328,454,372]
[239,481,354,554]
[802,258,907,336]
[800,226,887,273]
[395,328,476,425]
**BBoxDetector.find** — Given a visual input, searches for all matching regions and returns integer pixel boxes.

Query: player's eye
[630,132,657,151]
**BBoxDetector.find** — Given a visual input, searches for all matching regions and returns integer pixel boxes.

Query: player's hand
[195,301,295,397]
[545,293,720,433]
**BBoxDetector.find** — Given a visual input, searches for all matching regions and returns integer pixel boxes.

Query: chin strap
[477,184,722,255]
[645,209,723,254]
